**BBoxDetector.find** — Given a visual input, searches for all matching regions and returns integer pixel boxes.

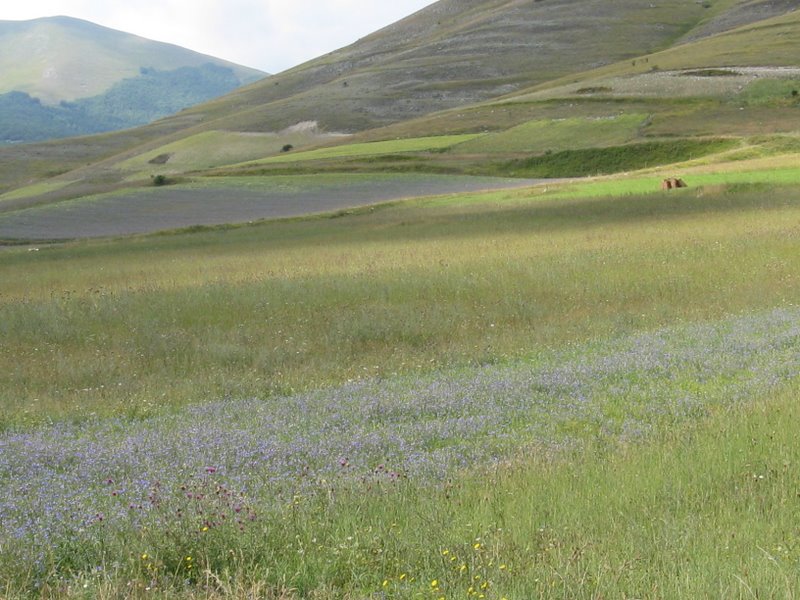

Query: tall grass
[1,182,799,427]
[1,312,798,598]
[2,178,800,597]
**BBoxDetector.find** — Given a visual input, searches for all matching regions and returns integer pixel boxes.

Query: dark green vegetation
[487,139,737,178]
[0,64,248,143]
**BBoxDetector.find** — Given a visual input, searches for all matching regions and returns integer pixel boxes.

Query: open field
[0,174,537,241]
[2,174,800,423]
[2,145,800,596]
[2,308,798,598]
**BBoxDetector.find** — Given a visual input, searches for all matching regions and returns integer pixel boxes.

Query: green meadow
[3,175,799,428]
[2,162,800,597]
[452,114,648,154]
[248,135,482,166]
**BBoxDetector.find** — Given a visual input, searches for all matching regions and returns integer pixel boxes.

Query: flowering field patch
[1,307,798,594]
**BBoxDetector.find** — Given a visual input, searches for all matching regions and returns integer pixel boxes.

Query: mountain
[1,0,800,198]
[0,16,265,103]
[159,0,800,134]
[0,16,266,143]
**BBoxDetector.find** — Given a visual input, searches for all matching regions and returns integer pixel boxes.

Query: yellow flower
[442,549,449,556]
[399,573,407,581]
[141,553,148,560]
[431,579,439,588]
[473,543,481,550]
[499,564,507,570]
[382,580,389,588]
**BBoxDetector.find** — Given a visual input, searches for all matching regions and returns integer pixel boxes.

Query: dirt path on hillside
[0,174,542,242]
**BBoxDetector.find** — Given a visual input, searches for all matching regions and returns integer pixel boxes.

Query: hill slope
[2,0,800,197]
[163,0,799,134]
[0,16,266,143]
[0,16,264,103]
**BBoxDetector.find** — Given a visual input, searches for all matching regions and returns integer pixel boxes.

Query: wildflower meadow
[2,307,799,597]
[1,181,800,597]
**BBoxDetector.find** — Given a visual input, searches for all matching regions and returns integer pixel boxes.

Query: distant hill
[2,0,800,197]
[0,16,266,143]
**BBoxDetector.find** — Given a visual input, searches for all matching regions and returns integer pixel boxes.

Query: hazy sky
[0,1,437,73]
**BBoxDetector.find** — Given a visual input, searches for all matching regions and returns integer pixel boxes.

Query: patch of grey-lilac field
[1,307,799,570]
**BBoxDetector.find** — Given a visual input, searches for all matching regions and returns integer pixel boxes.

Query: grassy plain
[2,173,800,598]
[1,148,800,597]
[3,3,800,597]
[2,177,798,427]
[4,12,800,591]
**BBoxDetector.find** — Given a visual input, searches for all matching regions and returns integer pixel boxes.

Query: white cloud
[0,0,436,73]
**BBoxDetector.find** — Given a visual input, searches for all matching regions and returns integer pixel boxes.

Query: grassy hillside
[0,2,798,200]
[2,1,799,202]
[161,0,737,133]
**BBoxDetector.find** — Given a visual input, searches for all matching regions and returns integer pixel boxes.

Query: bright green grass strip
[420,165,800,210]
[549,165,800,200]
[453,113,648,154]
[118,130,347,175]
[118,131,279,171]
[0,179,76,201]
[253,134,482,164]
